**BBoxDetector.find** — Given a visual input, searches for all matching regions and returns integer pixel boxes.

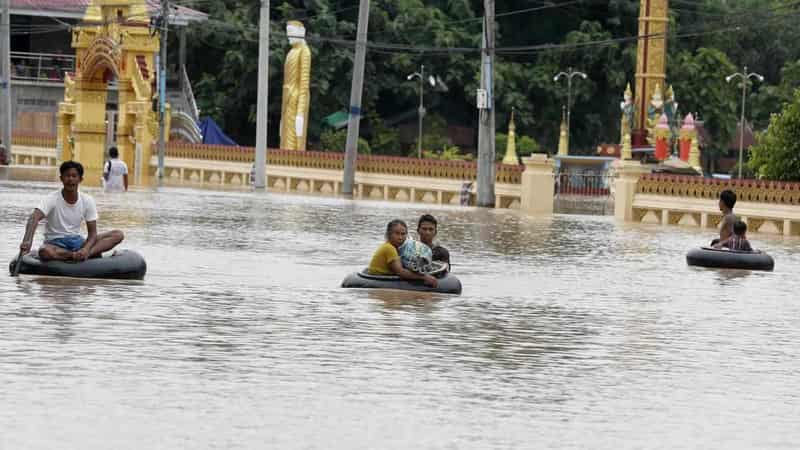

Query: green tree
[319,129,371,154]
[423,144,473,161]
[179,0,800,158]
[748,89,800,181]
[496,133,541,161]
[365,113,402,155]
[751,60,800,129]
[668,48,738,171]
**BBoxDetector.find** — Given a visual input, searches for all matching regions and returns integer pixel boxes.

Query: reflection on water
[1,181,800,449]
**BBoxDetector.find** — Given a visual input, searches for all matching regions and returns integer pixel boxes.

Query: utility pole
[476,1,495,207]
[553,67,587,153]
[342,0,370,197]
[416,64,425,159]
[726,66,763,179]
[254,0,269,189]
[1,0,12,157]
[157,0,169,182]
[407,64,437,159]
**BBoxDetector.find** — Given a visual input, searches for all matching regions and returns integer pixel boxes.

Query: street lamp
[407,64,436,159]
[553,67,587,151]
[726,65,764,179]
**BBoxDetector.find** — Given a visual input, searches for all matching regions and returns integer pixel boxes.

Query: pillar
[520,153,555,214]
[613,159,650,221]
[179,27,187,91]
[56,111,73,163]
[688,133,701,173]
[634,0,669,144]
[116,81,135,172]
[71,80,109,186]
[679,113,695,162]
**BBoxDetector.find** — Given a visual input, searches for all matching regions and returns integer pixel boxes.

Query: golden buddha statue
[280,20,311,151]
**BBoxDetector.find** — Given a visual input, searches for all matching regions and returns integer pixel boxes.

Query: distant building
[7,0,206,145]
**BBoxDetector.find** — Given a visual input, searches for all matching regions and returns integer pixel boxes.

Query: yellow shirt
[367,242,400,275]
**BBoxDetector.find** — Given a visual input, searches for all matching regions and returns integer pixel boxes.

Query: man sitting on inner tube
[18,160,125,262]
[417,214,451,272]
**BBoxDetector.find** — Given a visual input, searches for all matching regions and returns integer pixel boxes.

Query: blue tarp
[199,117,238,146]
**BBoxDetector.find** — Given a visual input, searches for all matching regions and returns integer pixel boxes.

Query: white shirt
[103,158,128,192]
[36,190,98,241]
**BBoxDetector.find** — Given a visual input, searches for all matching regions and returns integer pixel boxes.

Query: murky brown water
[2,181,799,449]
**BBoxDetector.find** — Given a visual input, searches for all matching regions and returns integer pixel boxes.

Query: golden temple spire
[502,108,519,165]
[622,131,632,160]
[558,106,568,156]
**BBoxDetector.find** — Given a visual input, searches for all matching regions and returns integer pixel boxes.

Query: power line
[175,0,800,58]
[368,0,584,39]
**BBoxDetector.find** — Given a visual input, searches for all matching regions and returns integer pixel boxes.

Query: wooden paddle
[14,221,36,277]
[11,248,24,277]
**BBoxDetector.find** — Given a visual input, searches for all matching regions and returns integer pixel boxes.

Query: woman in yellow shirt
[367,219,438,288]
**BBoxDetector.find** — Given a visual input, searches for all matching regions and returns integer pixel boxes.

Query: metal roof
[10,0,207,25]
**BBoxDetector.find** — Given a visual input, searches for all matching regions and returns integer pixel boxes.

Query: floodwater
[1,181,799,450]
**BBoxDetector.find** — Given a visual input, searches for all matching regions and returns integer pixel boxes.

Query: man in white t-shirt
[19,161,125,262]
[102,146,128,192]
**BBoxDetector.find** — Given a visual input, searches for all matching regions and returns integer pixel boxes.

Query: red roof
[10,0,207,23]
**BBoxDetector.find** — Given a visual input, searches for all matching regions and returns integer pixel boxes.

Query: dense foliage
[181,0,800,163]
[748,90,800,181]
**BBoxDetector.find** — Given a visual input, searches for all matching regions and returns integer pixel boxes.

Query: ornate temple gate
[57,0,163,186]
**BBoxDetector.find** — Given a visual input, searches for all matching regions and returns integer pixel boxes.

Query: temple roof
[10,0,207,25]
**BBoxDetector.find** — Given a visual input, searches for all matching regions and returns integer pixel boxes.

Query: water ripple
[1,181,800,449]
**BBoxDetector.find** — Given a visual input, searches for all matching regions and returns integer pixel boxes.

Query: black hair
[432,246,450,264]
[733,220,747,236]
[109,146,119,158]
[385,219,407,240]
[59,160,84,177]
[720,189,737,210]
[418,214,438,230]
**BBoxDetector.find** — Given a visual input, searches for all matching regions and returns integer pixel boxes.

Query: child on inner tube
[714,220,753,252]
[367,219,438,288]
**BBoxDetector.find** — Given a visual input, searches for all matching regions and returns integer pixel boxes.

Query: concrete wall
[7,146,565,214]
[10,83,119,134]
[613,163,800,236]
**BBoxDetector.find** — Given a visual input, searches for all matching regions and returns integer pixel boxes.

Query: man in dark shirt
[417,214,451,271]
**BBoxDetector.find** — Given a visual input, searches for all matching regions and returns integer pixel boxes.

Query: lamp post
[553,67,587,151]
[726,65,763,179]
[407,64,436,159]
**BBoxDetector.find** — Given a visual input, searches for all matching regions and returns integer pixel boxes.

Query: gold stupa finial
[502,108,519,165]
[622,131,632,160]
[558,106,568,156]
